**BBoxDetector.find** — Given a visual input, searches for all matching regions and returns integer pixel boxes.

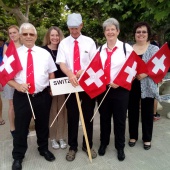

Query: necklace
[50,49,56,58]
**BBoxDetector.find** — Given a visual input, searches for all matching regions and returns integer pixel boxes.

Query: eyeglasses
[22,33,35,37]
[136,31,148,34]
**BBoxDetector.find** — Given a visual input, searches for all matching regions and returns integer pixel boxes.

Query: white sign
[50,77,84,96]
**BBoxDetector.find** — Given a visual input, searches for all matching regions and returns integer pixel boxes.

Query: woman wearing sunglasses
[128,22,159,150]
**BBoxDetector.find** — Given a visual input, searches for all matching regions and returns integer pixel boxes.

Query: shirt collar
[70,34,82,44]
[103,39,120,50]
[22,45,36,53]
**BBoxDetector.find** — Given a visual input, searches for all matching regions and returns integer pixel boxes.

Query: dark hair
[133,22,151,41]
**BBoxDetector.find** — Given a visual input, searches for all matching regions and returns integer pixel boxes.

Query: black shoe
[40,150,55,161]
[128,140,136,147]
[12,160,22,170]
[98,145,107,156]
[117,149,125,161]
[144,144,151,150]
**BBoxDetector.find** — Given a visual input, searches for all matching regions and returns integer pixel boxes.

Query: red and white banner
[0,40,22,86]
[79,51,106,98]
[113,51,148,90]
[147,43,170,83]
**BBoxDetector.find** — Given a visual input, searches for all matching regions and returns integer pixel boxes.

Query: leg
[81,92,95,149]
[33,91,52,152]
[0,94,4,124]
[8,99,15,131]
[66,93,79,151]
[12,91,32,160]
[128,79,141,141]
[98,92,112,146]
[141,98,154,143]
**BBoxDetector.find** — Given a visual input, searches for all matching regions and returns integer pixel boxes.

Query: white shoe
[51,139,59,149]
[59,139,67,149]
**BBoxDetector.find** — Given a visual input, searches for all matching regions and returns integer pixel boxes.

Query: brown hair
[43,26,64,46]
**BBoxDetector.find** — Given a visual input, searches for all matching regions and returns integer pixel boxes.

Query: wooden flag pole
[75,92,92,163]
[26,91,36,119]
[90,86,111,122]
[50,93,71,128]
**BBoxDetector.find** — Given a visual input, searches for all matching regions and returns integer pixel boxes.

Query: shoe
[153,113,161,121]
[12,160,22,170]
[82,147,97,159]
[51,139,59,149]
[117,149,125,161]
[128,140,136,147]
[59,139,67,149]
[40,150,55,161]
[144,144,151,150]
[98,144,107,156]
[66,149,77,161]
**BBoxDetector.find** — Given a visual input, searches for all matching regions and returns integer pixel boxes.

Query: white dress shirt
[99,39,133,83]
[14,45,57,93]
[56,34,96,71]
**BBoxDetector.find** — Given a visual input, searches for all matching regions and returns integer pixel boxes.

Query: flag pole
[50,93,71,128]
[75,92,92,163]
[26,91,36,119]
[90,86,111,122]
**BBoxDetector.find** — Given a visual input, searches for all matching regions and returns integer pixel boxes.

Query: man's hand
[16,83,30,93]
[68,72,79,87]
[76,69,84,79]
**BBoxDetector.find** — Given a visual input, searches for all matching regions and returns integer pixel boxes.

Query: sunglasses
[22,33,35,37]
[136,31,148,34]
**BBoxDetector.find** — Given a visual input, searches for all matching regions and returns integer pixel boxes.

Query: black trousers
[66,92,96,151]
[12,89,52,160]
[128,79,154,142]
[97,87,129,150]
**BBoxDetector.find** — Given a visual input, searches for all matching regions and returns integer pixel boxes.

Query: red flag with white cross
[147,43,170,83]
[0,40,22,86]
[79,51,107,98]
[113,51,148,90]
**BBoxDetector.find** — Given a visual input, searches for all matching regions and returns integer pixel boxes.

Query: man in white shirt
[56,13,97,161]
[8,23,57,170]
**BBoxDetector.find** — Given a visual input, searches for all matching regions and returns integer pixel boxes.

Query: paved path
[0,97,170,170]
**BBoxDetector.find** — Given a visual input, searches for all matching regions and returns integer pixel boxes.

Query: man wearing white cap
[56,13,97,161]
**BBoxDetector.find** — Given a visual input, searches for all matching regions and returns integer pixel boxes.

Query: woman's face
[104,24,119,41]
[50,29,60,45]
[8,27,20,42]
[135,26,148,43]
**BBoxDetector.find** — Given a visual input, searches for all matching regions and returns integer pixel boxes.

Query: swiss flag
[79,51,107,98]
[113,51,148,90]
[147,43,170,83]
[0,40,22,86]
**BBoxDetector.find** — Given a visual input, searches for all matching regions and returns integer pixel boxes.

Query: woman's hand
[136,73,148,80]
[110,82,119,89]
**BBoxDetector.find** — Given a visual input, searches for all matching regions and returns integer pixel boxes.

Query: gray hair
[102,18,120,31]
[19,23,37,34]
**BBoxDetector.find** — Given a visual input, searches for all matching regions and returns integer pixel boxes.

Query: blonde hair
[43,26,64,46]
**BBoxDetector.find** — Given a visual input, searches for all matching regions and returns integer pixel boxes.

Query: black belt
[15,88,48,97]
[29,88,48,97]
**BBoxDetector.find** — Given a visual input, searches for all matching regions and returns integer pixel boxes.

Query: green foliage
[0,0,170,45]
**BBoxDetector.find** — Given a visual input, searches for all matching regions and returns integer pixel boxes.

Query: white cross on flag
[113,51,148,90]
[79,51,106,98]
[147,43,170,83]
[0,40,22,86]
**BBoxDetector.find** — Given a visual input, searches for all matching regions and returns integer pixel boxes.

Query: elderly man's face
[20,28,37,48]
[68,24,83,39]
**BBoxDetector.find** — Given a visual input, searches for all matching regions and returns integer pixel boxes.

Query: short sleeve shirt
[56,34,96,71]
[14,45,57,93]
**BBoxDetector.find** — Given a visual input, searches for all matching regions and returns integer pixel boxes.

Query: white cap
[67,13,82,28]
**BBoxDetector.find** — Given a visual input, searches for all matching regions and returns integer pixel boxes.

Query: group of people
[0,12,161,170]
